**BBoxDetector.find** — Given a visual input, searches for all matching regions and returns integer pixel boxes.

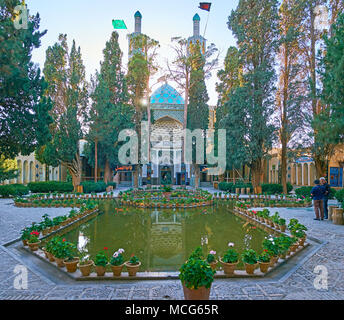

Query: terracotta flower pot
[182,284,211,300]
[110,264,125,277]
[78,261,93,276]
[46,251,55,262]
[270,256,279,266]
[22,239,28,246]
[290,244,298,253]
[298,237,306,247]
[125,261,141,276]
[209,260,218,272]
[95,265,107,276]
[54,257,65,267]
[244,263,258,275]
[259,261,270,273]
[64,258,79,273]
[219,259,238,275]
[28,241,41,252]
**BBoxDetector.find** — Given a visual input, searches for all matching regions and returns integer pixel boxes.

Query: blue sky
[27,0,239,105]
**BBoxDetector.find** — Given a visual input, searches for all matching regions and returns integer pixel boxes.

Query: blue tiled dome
[150,84,184,105]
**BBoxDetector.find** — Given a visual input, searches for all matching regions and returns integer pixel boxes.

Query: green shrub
[0,184,29,197]
[80,181,107,193]
[335,189,344,206]
[218,182,252,193]
[261,183,293,194]
[28,181,73,193]
[295,186,313,199]
[179,257,215,290]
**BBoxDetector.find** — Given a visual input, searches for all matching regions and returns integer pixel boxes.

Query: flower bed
[118,188,214,208]
[212,193,312,208]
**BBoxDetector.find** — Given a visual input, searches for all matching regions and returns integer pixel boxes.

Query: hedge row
[0,184,29,198]
[261,183,293,195]
[295,186,337,199]
[218,182,253,193]
[28,181,116,194]
[335,189,344,205]
[28,181,74,193]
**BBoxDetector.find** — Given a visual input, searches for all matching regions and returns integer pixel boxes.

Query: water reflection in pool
[62,201,270,272]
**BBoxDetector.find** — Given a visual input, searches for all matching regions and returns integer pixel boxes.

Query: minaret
[128,11,143,59]
[187,14,206,55]
[134,11,142,33]
[193,13,200,37]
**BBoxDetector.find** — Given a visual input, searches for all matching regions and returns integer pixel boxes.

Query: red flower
[131,253,135,257]
[62,238,66,242]
[104,247,108,250]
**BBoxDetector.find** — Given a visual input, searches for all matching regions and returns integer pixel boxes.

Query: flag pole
[203,10,210,38]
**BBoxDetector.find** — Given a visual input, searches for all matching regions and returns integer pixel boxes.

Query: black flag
[199,2,212,11]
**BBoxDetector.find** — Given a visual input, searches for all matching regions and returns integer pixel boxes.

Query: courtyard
[0,187,343,300]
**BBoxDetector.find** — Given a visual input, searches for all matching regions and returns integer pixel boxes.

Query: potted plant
[258,250,271,273]
[219,243,239,275]
[278,218,287,232]
[125,254,141,276]
[51,237,70,267]
[242,249,258,275]
[110,248,125,277]
[63,242,79,273]
[94,248,109,276]
[77,250,93,277]
[179,257,215,300]
[206,250,218,271]
[262,237,280,266]
[20,227,31,246]
[27,231,41,251]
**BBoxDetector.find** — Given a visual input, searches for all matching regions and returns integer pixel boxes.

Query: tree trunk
[104,159,112,184]
[314,156,327,179]
[63,153,82,191]
[194,163,200,189]
[94,139,98,183]
[251,160,263,192]
[281,140,288,194]
[133,166,139,188]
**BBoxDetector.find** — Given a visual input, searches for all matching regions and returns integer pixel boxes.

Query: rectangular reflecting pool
[61,201,271,272]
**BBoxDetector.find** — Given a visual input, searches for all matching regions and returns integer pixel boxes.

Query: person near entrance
[311,179,325,221]
[320,177,330,219]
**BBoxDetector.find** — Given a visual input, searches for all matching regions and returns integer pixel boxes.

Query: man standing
[320,177,330,219]
[311,180,325,221]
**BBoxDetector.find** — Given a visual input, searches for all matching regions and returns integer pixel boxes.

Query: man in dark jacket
[311,180,325,221]
[320,177,330,219]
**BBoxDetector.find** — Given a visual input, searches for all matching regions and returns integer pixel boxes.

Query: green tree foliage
[320,13,344,145]
[222,0,279,188]
[39,34,88,188]
[85,32,134,183]
[276,0,307,193]
[126,33,159,187]
[0,155,18,182]
[0,0,52,159]
[187,42,210,188]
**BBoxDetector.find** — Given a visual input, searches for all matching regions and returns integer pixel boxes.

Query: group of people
[311,177,331,221]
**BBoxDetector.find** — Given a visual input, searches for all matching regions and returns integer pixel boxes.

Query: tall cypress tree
[85,32,134,183]
[319,13,344,146]
[0,0,52,159]
[226,0,279,190]
[187,42,209,188]
[38,35,88,188]
[276,0,306,193]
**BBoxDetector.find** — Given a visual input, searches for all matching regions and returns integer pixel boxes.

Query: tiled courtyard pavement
[0,191,343,300]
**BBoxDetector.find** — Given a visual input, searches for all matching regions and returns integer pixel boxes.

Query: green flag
[112,19,127,29]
